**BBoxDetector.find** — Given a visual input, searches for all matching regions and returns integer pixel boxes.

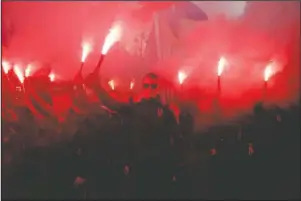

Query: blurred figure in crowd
[87,72,178,198]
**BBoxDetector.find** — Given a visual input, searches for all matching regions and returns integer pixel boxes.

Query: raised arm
[92,83,125,111]
[84,75,124,111]
[84,54,127,111]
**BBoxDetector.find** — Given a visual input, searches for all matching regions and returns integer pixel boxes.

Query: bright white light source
[101,22,123,55]
[13,65,25,83]
[217,57,227,76]
[49,73,55,82]
[108,80,115,90]
[2,60,11,74]
[130,80,135,90]
[81,42,92,62]
[264,63,273,82]
[25,64,34,77]
[178,71,187,85]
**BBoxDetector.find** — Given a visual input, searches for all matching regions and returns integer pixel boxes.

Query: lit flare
[178,71,187,85]
[130,80,135,90]
[217,57,226,77]
[2,60,11,74]
[49,73,55,82]
[101,22,123,55]
[25,64,33,77]
[108,80,115,90]
[264,63,273,82]
[13,65,25,83]
[81,42,91,63]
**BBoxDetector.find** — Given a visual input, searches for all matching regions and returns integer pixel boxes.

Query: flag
[144,20,160,66]
[28,92,53,118]
[167,2,208,39]
[141,2,208,62]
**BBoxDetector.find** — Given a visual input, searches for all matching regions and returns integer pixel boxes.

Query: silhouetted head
[141,72,160,100]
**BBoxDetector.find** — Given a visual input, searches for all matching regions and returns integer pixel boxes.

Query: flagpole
[154,12,162,60]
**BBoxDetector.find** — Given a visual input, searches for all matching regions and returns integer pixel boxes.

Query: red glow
[101,22,123,55]
[13,65,25,83]
[2,60,11,74]
[81,42,91,63]
[1,2,299,128]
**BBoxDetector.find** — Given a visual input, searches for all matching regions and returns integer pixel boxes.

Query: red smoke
[2,1,300,130]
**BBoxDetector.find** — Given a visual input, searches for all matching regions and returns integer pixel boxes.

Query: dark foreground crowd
[2,101,300,200]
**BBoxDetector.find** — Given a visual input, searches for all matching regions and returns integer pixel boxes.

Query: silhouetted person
[179,110,194,138]
[87,72,177,198]
[128,73,177,199]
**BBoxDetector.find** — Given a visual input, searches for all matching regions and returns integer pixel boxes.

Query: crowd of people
[2,71,300,200]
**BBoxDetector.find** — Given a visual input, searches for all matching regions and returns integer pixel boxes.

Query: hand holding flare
[263,62,275,102]
[75,42,91,84]
[94,23,123,73]
[85,23,123,88]
[215,57,227,120]
[217,57,227,94]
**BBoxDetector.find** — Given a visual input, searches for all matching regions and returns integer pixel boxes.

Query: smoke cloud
[2,1,300,130]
